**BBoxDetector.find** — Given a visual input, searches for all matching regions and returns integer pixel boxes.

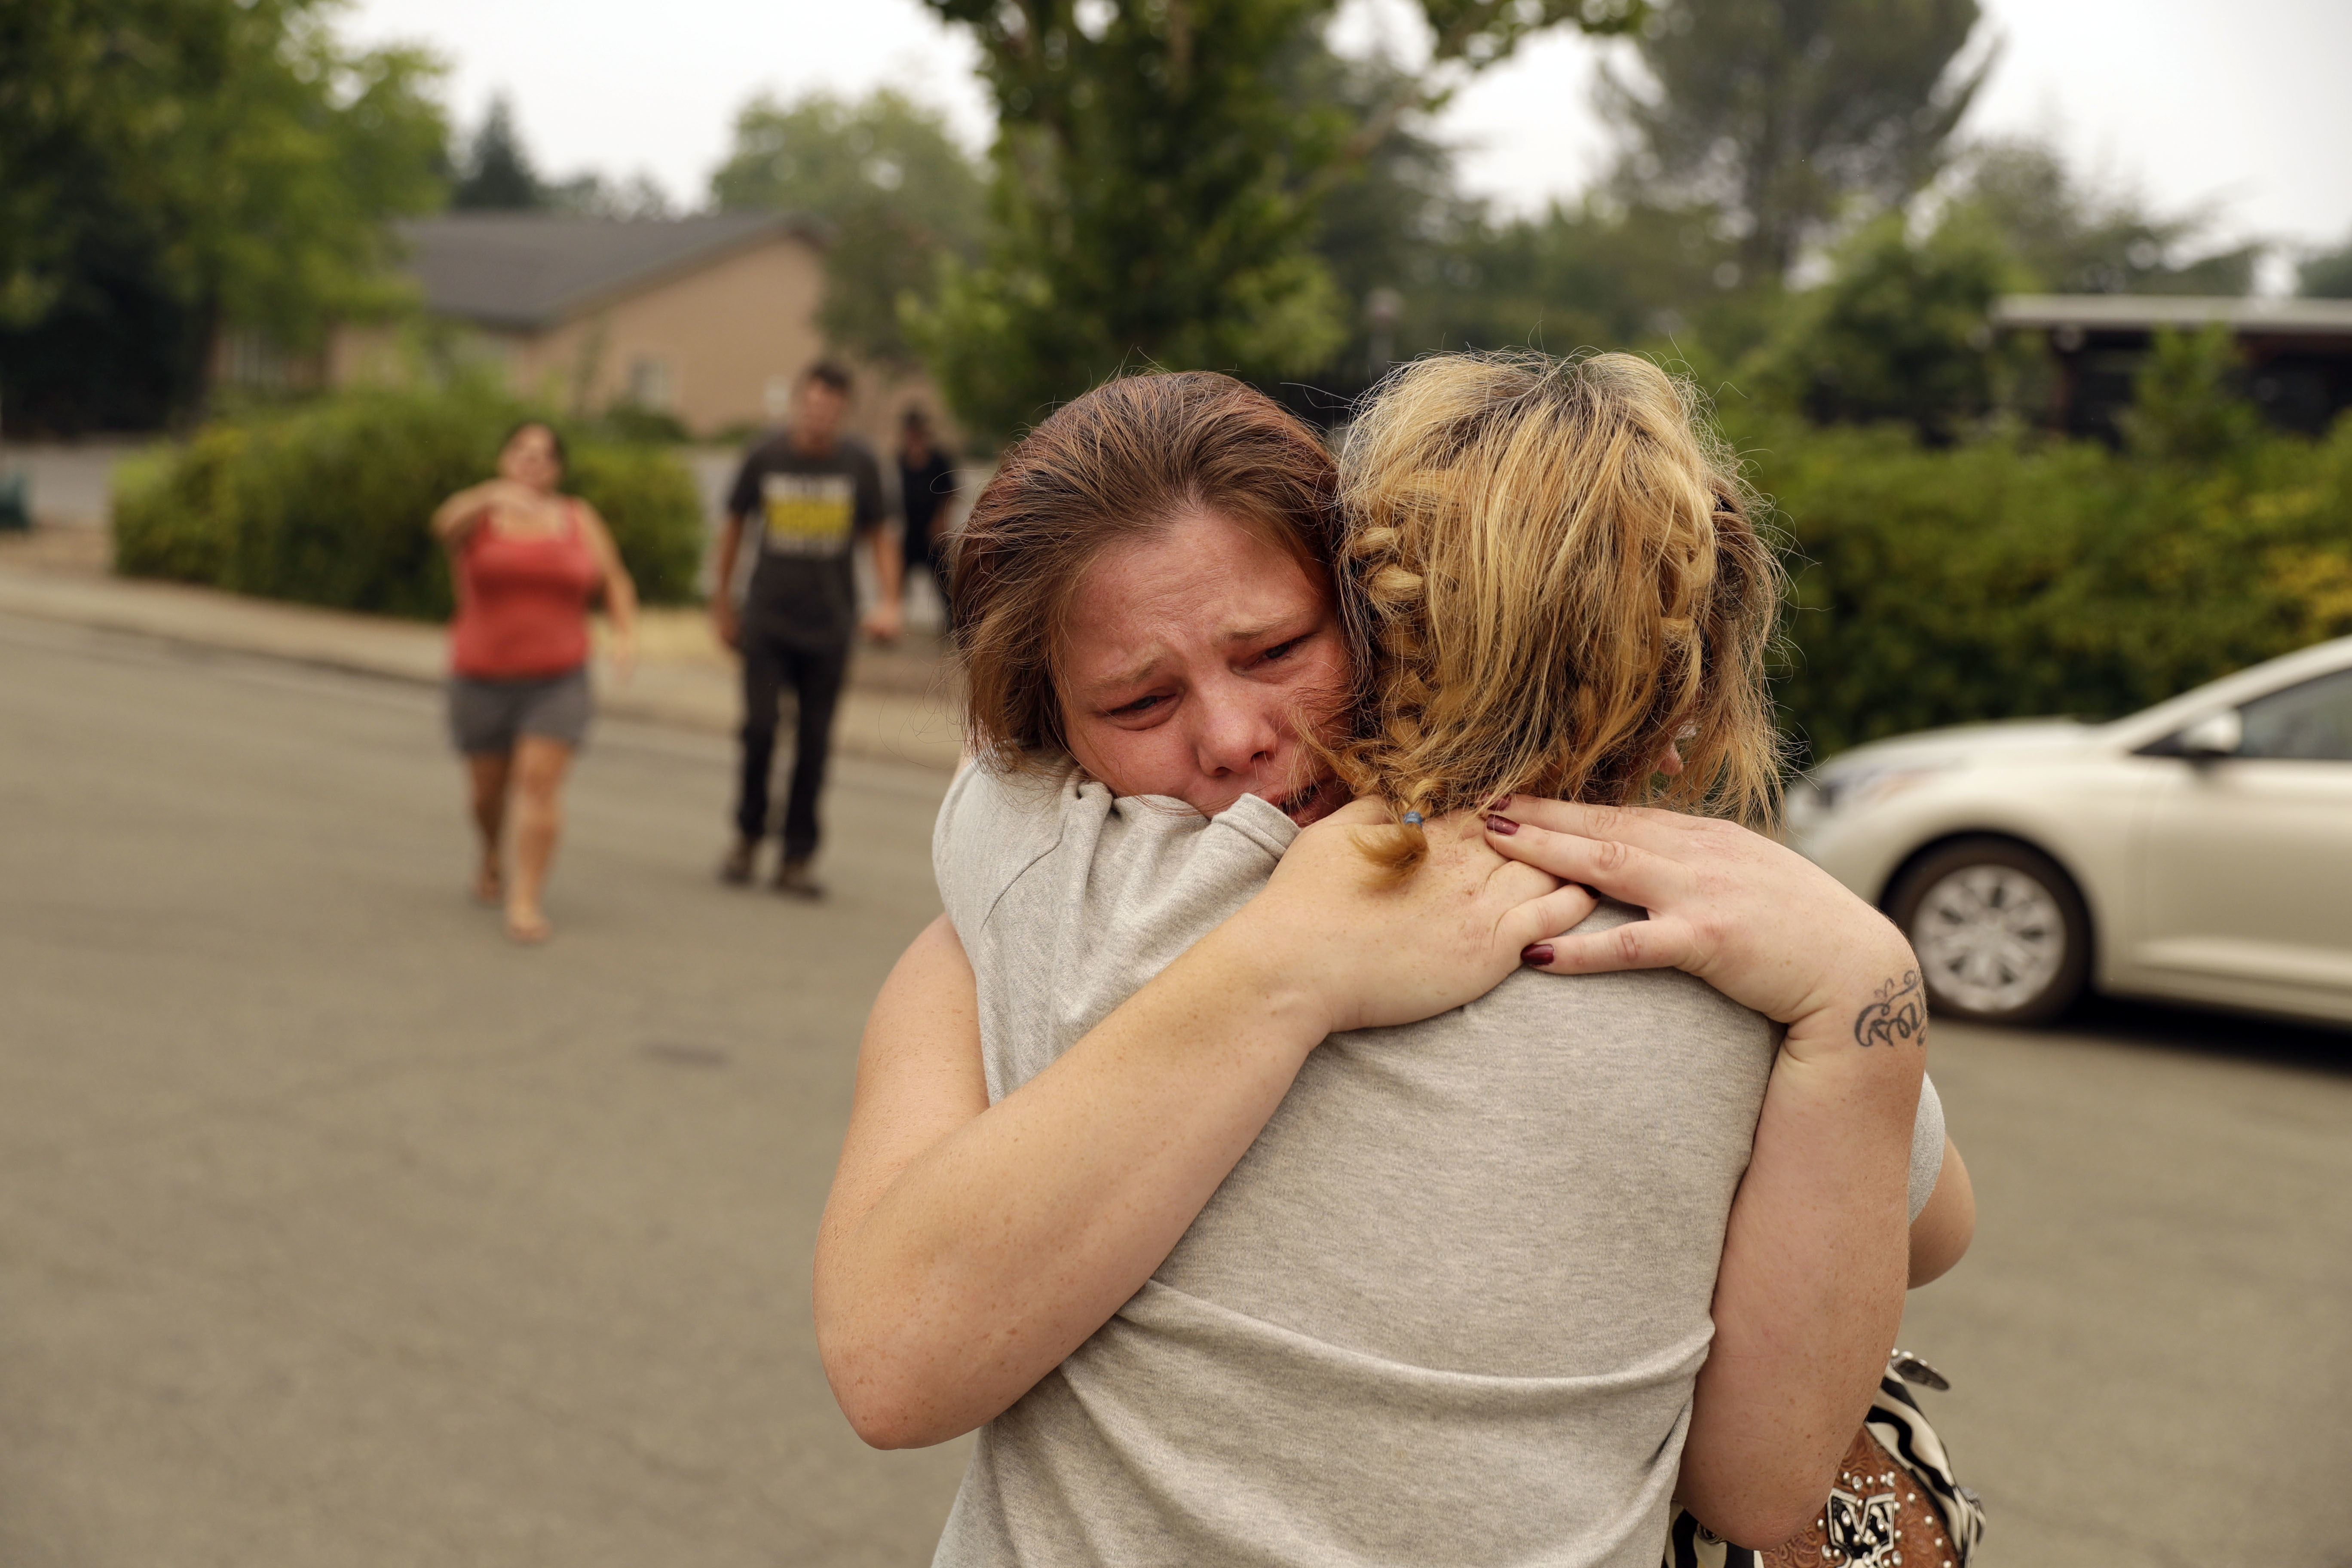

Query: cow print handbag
[1664,1352,1986,1568]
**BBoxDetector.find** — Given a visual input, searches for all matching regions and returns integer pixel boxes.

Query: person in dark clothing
[711,361,902,898]
[896,407,959,623]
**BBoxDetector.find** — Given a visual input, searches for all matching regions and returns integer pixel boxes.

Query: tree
[913,0,1646,441]
[453,96,678,220]
[1601,0,1988,279]
[2122,324,2260,466]
[1750,209,2019,441]
[0,0,447,431]
[1415,197,1755,363]
[711,89,983,234]
[2297,231,2352,300]
[452,95,545,210]
[549,172,675,220]
[710,89,985,370]
[1298,48,1514,387]
[1952,138,2257,296]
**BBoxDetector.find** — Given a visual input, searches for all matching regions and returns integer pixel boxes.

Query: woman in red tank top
[431,421,639,943]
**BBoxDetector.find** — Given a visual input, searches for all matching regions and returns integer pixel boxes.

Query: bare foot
[505,902,551,944]
[472,862,505,906]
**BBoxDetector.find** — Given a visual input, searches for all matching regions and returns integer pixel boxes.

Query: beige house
[328,212,952,452]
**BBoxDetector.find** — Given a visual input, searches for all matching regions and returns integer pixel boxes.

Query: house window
[627,355,674,411]
[212,327,323,392]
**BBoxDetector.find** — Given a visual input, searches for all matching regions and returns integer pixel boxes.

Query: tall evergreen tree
[1600,0,1987,279]
[452,96,544,211]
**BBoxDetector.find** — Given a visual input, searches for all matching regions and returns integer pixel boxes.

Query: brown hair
[951,372,1340,771]
[1328,350,1786,872]
[803,360,854,396]
[500,419,566,474]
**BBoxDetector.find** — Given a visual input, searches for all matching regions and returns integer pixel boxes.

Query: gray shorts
[447,666,592,755]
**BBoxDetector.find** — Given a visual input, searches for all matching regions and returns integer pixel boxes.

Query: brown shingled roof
[394,212,825,331]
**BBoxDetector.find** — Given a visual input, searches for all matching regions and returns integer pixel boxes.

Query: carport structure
[1993,293,2352,442]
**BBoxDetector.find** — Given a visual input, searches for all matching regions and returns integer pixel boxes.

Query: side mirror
[2177,709,2243,758]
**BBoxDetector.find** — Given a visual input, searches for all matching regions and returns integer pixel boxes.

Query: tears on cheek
[1066,712,1182,799]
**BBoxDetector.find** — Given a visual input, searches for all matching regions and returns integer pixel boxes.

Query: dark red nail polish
[1485,814,1518,835]
[1522,944,1553,965]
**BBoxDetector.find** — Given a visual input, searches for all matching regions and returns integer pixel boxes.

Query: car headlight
[1799,762,1959,816]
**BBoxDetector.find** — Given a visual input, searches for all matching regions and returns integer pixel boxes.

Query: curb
[0,561,963,773]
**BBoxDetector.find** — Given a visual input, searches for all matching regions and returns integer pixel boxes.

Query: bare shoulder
[934,763,1083,917]
[568,495,615,540]
[569,497,631,565]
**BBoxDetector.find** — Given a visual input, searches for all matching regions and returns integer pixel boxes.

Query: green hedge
[115,372,2352,779]
[113,382,704,616]
[1749,413,2352,763]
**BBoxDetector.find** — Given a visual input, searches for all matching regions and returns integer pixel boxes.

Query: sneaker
[773,857,825,900]
[718,839,757,886]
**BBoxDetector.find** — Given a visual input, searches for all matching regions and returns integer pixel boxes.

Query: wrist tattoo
[1853,969,1926,1048]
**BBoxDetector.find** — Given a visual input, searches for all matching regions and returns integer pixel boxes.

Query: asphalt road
[0,613,969,1567]
[4,609,2349,1568]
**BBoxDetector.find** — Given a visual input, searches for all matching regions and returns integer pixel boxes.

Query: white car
[1787,635,2352,1028]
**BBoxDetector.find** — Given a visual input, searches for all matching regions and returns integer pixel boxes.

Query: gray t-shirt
[930,766,1945,1568]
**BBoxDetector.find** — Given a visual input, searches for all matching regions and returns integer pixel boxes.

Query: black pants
[735,629,848,862]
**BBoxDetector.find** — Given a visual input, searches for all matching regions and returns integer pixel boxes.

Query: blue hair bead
[1402,811,1424,827]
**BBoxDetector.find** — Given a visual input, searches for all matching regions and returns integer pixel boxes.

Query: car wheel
[1886,837,2092,1027]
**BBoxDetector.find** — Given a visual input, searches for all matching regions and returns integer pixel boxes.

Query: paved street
[0,613,968,1567]
[1899,1011,2352,1567]
[5,608,2351,1567]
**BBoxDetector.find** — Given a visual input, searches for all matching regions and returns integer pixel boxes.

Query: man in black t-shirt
[712,361,901,897]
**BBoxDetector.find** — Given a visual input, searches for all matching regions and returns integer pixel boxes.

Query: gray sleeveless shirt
[929,766,1943,1568]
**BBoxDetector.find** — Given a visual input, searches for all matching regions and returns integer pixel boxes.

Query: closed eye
[1108,691,1169,717]
[1255,634,1312,666]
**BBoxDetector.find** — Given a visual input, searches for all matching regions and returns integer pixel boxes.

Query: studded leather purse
[1664,1352,1986,1568]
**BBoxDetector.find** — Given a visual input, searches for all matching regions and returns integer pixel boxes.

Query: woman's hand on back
[1229,798,1597,1039]
[1485,797,1929,1542]
[1483,796,1918,1060]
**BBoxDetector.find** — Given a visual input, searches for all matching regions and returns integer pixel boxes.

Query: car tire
[1886,837,2092,1027]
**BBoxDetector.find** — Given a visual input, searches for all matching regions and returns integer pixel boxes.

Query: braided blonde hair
[1327,350,1786,873]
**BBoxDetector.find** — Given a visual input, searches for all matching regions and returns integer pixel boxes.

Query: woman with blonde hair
[1327,349,1782,851]
[818,359,1971,1565]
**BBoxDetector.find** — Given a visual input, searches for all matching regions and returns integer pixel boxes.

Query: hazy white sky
[346,0,2352,282]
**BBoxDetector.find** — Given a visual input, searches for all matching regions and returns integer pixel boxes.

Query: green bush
[112,432,245,586]
[113,381,704,616]
[1748,408,2352,764]
[2119,324,2263,465]
[563,443,703,606]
